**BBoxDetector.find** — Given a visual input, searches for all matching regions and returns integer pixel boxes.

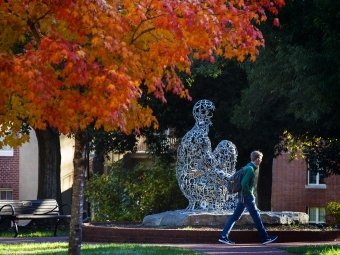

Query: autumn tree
[0,0,285,254]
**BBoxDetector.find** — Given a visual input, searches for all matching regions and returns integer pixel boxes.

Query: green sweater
[240,162,257,195]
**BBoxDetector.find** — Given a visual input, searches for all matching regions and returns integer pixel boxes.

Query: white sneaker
[263,236,278,245]
[218,236,235,245]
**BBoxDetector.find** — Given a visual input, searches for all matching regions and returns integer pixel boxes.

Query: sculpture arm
[202,150,228,184]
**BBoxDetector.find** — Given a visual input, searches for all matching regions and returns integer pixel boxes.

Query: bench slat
[0,199,59,215]
[15,215,71,220]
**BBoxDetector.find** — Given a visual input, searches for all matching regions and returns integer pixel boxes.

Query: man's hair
[250,151,263,161]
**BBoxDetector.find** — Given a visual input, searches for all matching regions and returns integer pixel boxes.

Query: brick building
[272,152,340,224]
[0,131,73,205]
[0,146,19,200]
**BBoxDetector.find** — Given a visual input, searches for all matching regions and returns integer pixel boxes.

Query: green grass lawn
[2,228,340,255]
[0,228,203,254]
[0,242,205,255]
[280,245,340,255]
[2,243,340,255]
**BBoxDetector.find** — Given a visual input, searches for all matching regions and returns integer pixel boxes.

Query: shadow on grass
[0,226,69,238]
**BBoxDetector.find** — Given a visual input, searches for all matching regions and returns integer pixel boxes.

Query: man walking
[219,150,278,245]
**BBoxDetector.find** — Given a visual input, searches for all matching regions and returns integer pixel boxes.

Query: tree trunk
[256,157,273,211]
[35,127,62,207]
[68,130,86,255]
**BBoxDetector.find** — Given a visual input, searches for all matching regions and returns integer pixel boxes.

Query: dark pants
[221,194,269,241]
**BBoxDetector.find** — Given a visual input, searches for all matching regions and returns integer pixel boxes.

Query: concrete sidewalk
[0,236,339,255]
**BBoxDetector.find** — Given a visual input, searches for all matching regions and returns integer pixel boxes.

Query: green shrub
[85,158,187,222]
[325,202,340,224]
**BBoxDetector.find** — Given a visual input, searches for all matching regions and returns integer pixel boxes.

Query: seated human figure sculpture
[176,99,238,211]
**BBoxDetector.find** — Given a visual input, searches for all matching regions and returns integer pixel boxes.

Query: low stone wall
[82,224,340,244]
[142,210,309,227]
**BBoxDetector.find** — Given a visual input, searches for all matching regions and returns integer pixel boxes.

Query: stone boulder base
[142,210,309,227]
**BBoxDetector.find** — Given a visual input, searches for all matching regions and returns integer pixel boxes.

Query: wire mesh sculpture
[176,99,238,211]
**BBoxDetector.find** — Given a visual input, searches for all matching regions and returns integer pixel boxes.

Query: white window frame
[0,189,13,200]
[306,160,326,189]
[0,145,14,157]
[0,136,14,156]
[0,123,17,157]
[308,207,325,224]
[0,189,13,227]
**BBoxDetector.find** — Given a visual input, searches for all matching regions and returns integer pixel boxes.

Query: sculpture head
[193,100,215,128]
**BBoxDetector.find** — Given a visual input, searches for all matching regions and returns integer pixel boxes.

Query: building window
[306,160,326,189]
[308,170,325,185]
[308,207,325,224]
[0,190,13,227]
[0,189,13,200]
[0,137,13,157]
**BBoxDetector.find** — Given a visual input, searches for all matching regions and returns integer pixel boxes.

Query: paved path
[0,236,339,255]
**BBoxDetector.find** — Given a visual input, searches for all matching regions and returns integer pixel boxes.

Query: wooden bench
[0,199,71,237]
